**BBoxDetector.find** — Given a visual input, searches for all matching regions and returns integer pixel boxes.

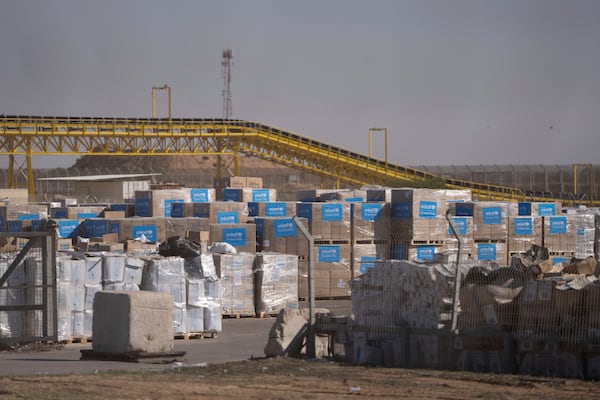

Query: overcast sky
[1,0,599,168]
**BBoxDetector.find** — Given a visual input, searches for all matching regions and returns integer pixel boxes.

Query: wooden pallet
[60,336,90,345]
[474,239,507,244]
[299,296,351,302]
[353,239,390,245]
[222,312,258,319]
[174,331,218,340]
[410,239,445,245]
[314,239,351,245]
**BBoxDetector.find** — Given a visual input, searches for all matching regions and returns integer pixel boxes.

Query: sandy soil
[1,356,599,400]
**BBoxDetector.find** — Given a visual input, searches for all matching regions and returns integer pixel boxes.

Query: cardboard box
[135,188,192,217]
[126,239,157,252]
[295,202,351,241]
[472,201,510,242]
[213,252,256,315]
[223,188,277,203]
[89,242,125,252]
[56,238,73,251]
[103,210,125,219]
[329,268,351,297]
[110,217,167,243]
[67,206,106,220]
[351,202,390,241]
[187,230,209,243]
[390,189,448,242]
[102,232,119,243]
[209,223,257,253]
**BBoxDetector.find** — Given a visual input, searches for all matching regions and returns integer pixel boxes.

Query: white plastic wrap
[85,256,103,285]
[102,254,126,283]
[124,257,145,285]
[203,299,222,332]
[70,258,86,287]
[186,305,205,333]
[84,284,102,311]
[72,311,85,337]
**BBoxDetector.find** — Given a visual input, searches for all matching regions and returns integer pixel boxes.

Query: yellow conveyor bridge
[0,115,584,204]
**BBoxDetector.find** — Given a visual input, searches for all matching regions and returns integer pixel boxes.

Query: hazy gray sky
[1,0,599,168]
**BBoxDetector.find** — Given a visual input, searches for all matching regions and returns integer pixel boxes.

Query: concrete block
[92,291,174,353]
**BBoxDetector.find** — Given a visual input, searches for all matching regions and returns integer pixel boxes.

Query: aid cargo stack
[389,188,449,263]
[212,252,255,317]
[507,202,548,256]
[450,201,509,266]
[295,200,352,298]
[350,201,390,277]
[171,200,248,223]
[350,260,455,368]
[253,252,299,315]
[444,189,474,260]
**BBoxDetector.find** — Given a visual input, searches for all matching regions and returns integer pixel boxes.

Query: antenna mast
[221,49,233,119]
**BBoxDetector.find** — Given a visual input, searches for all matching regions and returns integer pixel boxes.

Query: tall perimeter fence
[1,164,600,378]
[419,164,599,204]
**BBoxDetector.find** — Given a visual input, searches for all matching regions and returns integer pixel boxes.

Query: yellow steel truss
[0,115,589,204]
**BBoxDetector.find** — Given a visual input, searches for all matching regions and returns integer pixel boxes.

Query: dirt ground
[1,356,599,400]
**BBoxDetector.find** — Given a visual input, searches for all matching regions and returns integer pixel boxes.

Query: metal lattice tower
[221,49,233,119]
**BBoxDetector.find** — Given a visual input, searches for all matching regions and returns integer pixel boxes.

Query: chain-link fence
[2,163,597,203]
[0,229,57,343]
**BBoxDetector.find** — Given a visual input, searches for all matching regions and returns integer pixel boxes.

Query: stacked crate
[184,253,222,335]
[350,260,455,368]
[0,256,44,340]
[0,204,50,251]
[134,187,192,217]
[468,201,510,265]
[254,217,308,256]
[445,214,475,259]
[212,252,255,316]
[389,189,448,262]
[254,252,299,315]
[66,205,106,219]
[516,279,586,378]
[141,256,188,335]
[97,217,166,243]
[171,201,249,223]
[248,201,296,218]
[209,223,256,253]
[350,202,390,277]
[223,187,277,203]
[543,215,577,258]
[296,201,352,298]
[568,211,596,260]
[296,189,342,202]
[214,176,263,200]
[295,201,351,241]
[507,202,559,259]
[334,189,368,202]
[164,217,210,239]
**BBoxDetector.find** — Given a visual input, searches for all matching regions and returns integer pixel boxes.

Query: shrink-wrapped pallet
[209,223,257,253]
[213,252,255,315]
[296,202,351,241]
[254,252,298,314]
[390,188,448,243]
[135,188,192,217]
[351,202,391,242]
